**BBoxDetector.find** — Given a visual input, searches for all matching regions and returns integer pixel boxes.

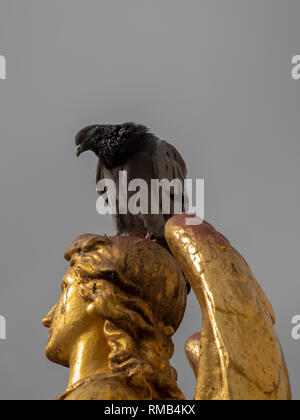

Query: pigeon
[75,123,188,245]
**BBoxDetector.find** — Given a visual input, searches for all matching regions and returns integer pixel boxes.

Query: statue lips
[48,329,53,340]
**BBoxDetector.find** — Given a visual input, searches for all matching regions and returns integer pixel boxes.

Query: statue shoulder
[58,374,140,401]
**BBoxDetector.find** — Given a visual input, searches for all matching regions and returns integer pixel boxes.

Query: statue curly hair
[64,234,187,400]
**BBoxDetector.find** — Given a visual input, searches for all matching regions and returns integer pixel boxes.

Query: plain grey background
[0,0,299,400]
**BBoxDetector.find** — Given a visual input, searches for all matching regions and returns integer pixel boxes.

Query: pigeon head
[75,125,101,157]
[75,123,149,168]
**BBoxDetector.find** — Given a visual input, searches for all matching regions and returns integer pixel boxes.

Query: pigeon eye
[81,132,87,138]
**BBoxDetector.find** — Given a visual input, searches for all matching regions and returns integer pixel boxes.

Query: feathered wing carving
[165,214,292,400]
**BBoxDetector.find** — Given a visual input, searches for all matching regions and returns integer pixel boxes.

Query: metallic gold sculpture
[42,234,187,400]
[166,214,292,400]
[42,216,292,400]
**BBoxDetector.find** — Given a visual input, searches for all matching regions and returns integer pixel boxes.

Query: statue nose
[42,305,57,328]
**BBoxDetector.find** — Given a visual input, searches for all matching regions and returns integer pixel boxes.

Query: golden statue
[42,215,292,400]
[42,234,187,400]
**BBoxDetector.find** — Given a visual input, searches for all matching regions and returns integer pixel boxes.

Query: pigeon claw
[145,232,154,240]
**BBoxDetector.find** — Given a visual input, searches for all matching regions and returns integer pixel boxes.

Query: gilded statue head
[42,234,187,400]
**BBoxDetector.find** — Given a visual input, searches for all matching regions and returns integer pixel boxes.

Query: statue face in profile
[42,234,187,400]
[43,267,107,369]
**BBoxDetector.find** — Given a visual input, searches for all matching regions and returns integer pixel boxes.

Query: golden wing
[165,215,292,400]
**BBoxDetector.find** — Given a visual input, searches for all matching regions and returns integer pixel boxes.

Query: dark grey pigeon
[75,122,187,244]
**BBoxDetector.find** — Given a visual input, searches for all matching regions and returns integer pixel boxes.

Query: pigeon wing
[153,140,187,183]
[153,140,187,215]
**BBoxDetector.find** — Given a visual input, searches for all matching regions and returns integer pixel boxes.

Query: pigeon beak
[76,145,83,157]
